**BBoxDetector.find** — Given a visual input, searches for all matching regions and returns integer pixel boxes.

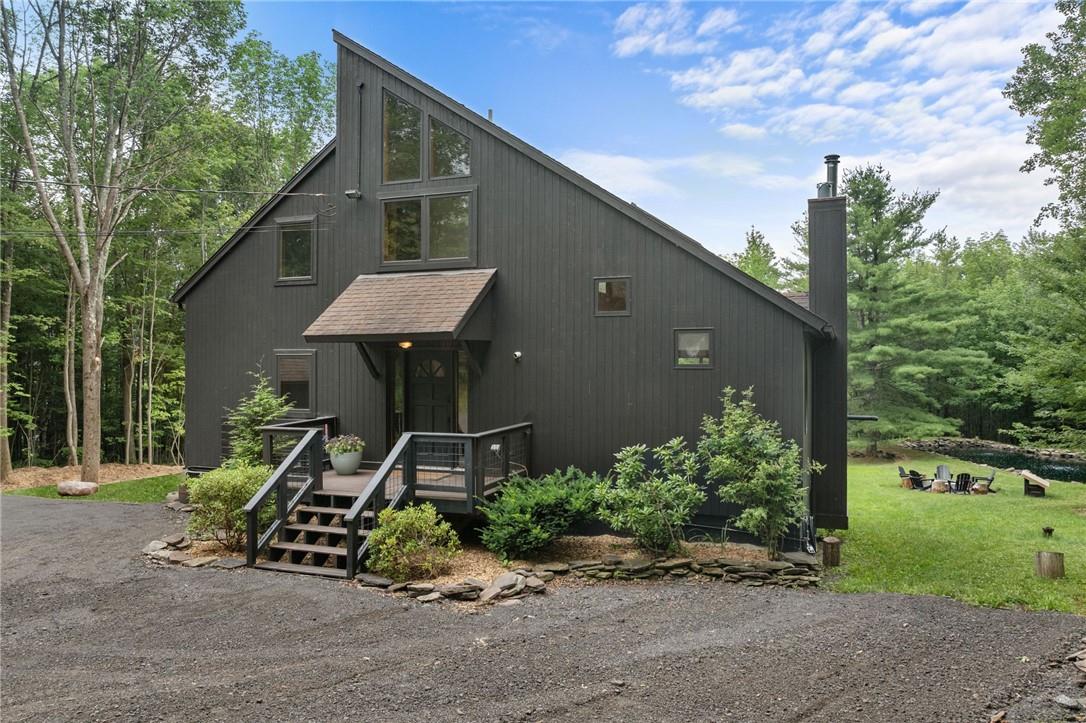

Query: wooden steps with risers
[253,560,349,578]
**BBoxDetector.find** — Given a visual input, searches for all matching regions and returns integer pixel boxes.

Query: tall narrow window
[278,221,314,281]
[595,277,630,316]
[383,199,422,262]
[429,193,470,259]
[430,118,470,178]
[275,350,315,414]
[674,329,712,368]
[383,91,421,183]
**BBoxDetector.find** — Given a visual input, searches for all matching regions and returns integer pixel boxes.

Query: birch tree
[1,0,242,482]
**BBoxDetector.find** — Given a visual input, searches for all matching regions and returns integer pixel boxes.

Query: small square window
[675,329,712,368]
[595,277,630,316]
[276,350,315,413]
[278,222,313,281]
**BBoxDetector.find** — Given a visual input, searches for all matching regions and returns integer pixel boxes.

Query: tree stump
[931,479,948,494]
[1034,551,1065,579]
[822,536,841,567]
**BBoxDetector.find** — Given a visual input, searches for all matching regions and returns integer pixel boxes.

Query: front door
[406,350,456,433]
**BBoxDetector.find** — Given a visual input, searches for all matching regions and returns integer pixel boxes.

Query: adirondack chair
[972,470,997,493]
[907,469,931,491]
[935,464,952,483]
[952,472,972,494]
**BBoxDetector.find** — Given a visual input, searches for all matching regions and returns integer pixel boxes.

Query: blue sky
[245,0,1058,257]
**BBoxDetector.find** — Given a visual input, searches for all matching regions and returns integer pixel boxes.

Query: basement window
[674,329,712,369]
[595,277,630,316]
[275,350,315,415]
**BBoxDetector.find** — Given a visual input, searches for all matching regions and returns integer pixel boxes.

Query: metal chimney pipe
[824,154,840,196]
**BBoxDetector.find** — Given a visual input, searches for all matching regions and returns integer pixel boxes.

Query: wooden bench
[1021,470,1050,497]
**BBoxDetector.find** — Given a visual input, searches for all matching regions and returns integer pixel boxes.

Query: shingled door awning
[303,268,497,342]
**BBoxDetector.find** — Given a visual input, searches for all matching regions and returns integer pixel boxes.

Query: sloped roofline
[170,140,336,304]
[332,31,831,336]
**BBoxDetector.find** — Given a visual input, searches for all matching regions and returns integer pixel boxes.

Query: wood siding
[182,42,825,528]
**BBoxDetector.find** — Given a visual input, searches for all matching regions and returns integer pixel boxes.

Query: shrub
[326,434,365,455]
[479,467,599,560]
[187,464,273,551]
[225,371,293,466]
[697,387,822,560]
[595,438,706,554]
[367,503,460,581]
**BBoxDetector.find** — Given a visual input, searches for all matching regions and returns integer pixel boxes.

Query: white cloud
[697,7,741,36]
[721,122,767,140]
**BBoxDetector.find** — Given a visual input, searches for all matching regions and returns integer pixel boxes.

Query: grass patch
[829,452,1086,614]
[6,473,184,504]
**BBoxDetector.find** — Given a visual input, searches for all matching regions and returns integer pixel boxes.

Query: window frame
[381,89,424,185]
[673,327,714,370]
[274,348,316,417]
[593,275,632,317]
[428,115,472,181]
[274,215,317,286]
[377,185,477,271]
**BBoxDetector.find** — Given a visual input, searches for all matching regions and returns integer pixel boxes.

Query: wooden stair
[253,490,368,578]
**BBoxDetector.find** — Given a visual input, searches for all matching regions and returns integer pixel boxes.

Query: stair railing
[244,428,325,567]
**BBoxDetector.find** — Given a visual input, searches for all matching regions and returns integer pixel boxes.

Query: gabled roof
[783,291,810,310]
[333,31,831,337]
[170,141,336,304]
[304,269,497,342]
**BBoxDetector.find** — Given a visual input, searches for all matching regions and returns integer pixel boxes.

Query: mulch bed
[3,463,182,491]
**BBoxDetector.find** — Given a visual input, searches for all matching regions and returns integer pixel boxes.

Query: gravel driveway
[2,496,1083,722]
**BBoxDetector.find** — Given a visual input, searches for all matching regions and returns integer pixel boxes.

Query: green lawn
[6,473,184,503]
[829,452,1086,614]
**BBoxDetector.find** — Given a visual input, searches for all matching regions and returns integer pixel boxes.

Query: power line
[0,221,337,238]
[9,177,330,197]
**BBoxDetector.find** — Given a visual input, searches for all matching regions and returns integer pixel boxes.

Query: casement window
[674,328,713,368]
[381,189,474,266]
[594,276,631,316]
[382,89,471,184]
[276,216,316,284]
[275,350,315,415]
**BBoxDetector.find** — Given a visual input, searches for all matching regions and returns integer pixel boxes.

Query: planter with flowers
[326,434,365,476]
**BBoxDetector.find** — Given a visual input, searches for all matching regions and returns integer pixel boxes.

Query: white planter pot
[330,451,363,476]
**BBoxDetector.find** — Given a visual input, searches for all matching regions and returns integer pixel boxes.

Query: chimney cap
[824,154,840,164]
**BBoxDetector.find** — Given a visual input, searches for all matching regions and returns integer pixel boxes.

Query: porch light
[398,341,413,349]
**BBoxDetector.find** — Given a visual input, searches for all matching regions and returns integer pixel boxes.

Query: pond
[944,447,1086,483]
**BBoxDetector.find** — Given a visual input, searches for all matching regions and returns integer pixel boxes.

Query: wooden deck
[320,468,473,501]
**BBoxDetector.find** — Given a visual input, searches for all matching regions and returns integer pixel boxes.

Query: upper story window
[383,91,422,183]
[675,328,712,369]
[275,349,315,414]
[382,189,473,266]
[276,216,316,284]
[430,118,470,178]
[595,277,630,316]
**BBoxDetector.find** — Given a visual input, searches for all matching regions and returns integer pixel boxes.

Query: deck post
[262,431,273,465]
[525,427,533,477]
[463,438,474,513]
[246,511,257,567]
[345,523,357,578]
[404,438,416,503]
[501,434,510,481]
[276,471,288,543]
[310,433,323,493]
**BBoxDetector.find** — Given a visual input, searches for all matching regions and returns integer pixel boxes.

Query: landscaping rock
[149,548,173,562]
[463,578,488,590]
[161,532,187,547]
[568,560,602,570]
[656,558,693,571]
[601,554,623,565]
[779,568,809,577]
[617,559,653,574]
[165,491,179,504]
[537,562,570,574]
[500,575,527,597]
[524,576,546,593]
[167,551,193,564]
[416,592,442,603]
[738,571,771,580]
[406,583,435,595]
[436,583,476,598]
[387,582,409,593]
[165,501,185,511]
[142,540,168,554]
[701,567,724,577]
[212,558,246,570]
[492,572,521,591]
[532,571,555,582]
[668,568,689,577]
[57,480,99,496]
[495,599,522,607]
[1054,694,1084,711]
[356,573,393,588]
[752,560,793,572]
[723,565,754,574]
[180,556,218,568]
[479,586,504,603]
[782,551,819,568]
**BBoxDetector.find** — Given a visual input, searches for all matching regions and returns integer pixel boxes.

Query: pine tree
[728,227,783,288]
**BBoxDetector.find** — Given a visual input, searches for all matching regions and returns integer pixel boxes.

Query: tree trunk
[0,236,13,482]
[145,256,158,465]
[79,281,103,484]
[1034,551,1065,579]
[122,333,134,464]
[63,275,79,466]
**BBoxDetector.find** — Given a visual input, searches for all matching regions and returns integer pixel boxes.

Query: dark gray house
[172,31,847,576]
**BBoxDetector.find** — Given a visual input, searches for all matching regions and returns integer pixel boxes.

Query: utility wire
[8,177,330,197]
[0,222,337,237]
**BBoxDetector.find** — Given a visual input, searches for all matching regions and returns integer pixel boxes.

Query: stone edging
[904,437,1086,463]
[354,552,823,605]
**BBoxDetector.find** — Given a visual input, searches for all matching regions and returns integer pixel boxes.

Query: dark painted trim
[171,141,336,304]
[355,342,381,380]
[673,327,714,370]
[377,185,478,271]
[380,88,424,185]
[428,115,472,181]
[332,30,830,335]
[593,275,632,317]
[451,270,496,338]
[274,214,318,286]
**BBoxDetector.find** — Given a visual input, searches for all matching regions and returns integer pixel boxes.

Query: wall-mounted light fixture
[344,188,363,200]
[513,351,522,362]
[398,341,413,350]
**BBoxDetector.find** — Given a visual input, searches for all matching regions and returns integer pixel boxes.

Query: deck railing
[343,422,532,577]
[244,427,325,567]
